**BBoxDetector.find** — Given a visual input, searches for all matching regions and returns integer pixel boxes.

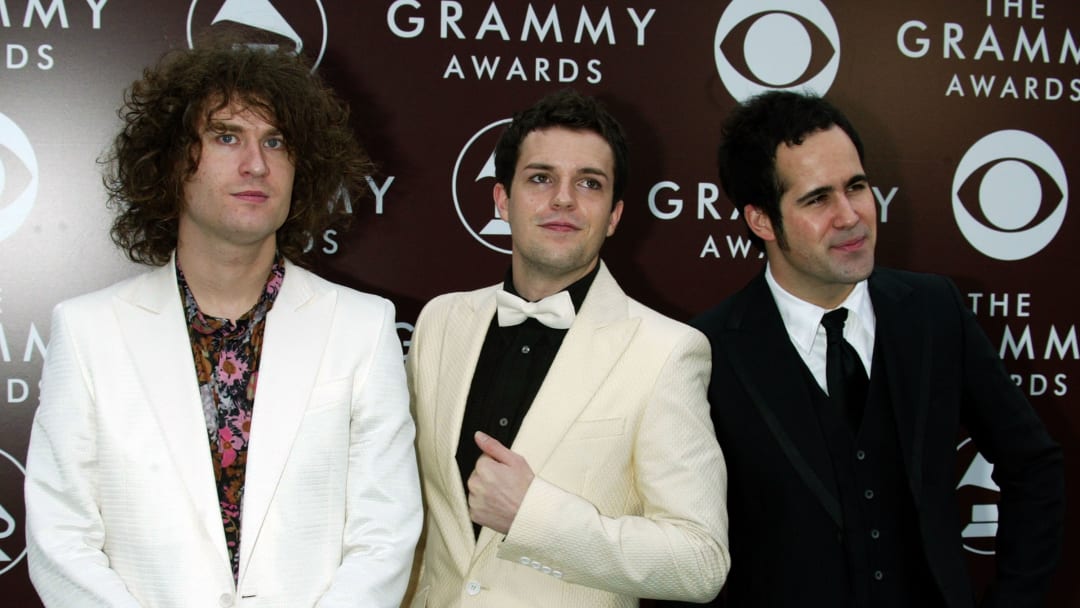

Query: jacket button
[466,580,481,596]
[219,593,234,607]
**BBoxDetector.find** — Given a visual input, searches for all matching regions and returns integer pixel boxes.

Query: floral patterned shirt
[178,257,285,581]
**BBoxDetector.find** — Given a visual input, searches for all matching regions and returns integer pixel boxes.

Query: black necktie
[821,308,868,430]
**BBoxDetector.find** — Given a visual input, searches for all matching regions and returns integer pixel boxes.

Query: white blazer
[25,260,422,608]
[405,262,729,608]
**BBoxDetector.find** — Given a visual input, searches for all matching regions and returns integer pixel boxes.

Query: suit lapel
[114,262,229,566]
[869,270,929,503]
[723,274,843,526]
[239,263,335,570]
[440,286,499,557]
[475,263,639,552]
[510,263,636,468]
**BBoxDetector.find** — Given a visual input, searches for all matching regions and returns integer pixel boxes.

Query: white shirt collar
[765,263,876,368]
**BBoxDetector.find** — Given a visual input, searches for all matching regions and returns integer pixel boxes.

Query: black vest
[803,350,944,608]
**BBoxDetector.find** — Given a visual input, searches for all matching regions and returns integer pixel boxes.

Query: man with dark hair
[25,40,421,607]
[684,91,1063,607]
[405,89,729,607]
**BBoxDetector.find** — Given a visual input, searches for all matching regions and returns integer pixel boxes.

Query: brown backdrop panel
[1,1,1076,606]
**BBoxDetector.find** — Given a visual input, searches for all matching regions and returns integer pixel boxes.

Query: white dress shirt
[765,264,876,394]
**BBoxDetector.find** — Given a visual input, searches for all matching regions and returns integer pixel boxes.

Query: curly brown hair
[104,34,373,266]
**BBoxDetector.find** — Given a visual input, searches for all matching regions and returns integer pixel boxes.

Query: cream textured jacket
[405,262,729,608]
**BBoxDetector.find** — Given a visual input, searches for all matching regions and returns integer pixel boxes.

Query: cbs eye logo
[714,0,840,101]
[0,112,39,244]
[452,118,512,255]
[187,0,328,71]
[952,130,1068,261]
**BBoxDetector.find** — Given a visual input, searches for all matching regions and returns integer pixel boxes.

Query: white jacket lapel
[113,262,229,567]
[238,263,334,572]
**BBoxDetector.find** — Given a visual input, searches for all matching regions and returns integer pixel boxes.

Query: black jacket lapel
[723,274,843,527]
[869,269,930,504]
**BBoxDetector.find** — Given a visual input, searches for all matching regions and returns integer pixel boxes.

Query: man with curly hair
[24,38,421,607]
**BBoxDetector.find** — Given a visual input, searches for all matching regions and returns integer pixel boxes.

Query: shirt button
[856,450,866,461]
[874,570,884,581]
[521,345,531,354]
[466,580,482,595]
[864,489,875,500]
[218,594,234,607]
[870,529,880,540]
[499,417,510,427]
[552,570,563,579]
[530,560,542,569]
[519,556,531,565]
[541,566,552,574]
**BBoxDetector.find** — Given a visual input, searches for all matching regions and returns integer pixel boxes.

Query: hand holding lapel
[467,431,536,534]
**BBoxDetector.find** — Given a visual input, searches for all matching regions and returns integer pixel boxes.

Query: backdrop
[1,1,1076,605]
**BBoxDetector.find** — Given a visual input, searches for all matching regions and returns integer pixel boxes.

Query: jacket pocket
[565,417,624,440]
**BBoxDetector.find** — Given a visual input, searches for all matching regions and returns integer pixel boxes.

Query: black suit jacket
[679,268,1063,608]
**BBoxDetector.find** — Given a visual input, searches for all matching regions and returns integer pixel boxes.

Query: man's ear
[744,204,777,243]
[606,199,624,237]
[494,182,510,222]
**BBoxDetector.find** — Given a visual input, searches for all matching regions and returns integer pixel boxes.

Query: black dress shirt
[456,264,599,537]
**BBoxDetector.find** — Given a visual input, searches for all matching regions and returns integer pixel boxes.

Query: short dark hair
[717,91,864,249]
[104,33,374,266]
[494,89,629,204]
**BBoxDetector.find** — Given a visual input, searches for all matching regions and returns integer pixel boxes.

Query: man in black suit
[680,92,1064,607]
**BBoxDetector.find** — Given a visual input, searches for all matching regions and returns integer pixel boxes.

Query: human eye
[216,132,238,145]
[577,177,602,190]
[527,173,550,184]
[264,136,287,150]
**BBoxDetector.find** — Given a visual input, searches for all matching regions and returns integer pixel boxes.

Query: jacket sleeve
[317,299,423,608]
[25,303,145,608]
[496,327,730,602]
[943,278,1065,608]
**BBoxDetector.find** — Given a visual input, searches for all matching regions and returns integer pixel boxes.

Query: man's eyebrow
[522,163,609,179]
[794,174,868,204]
[579,167,610,180]
[847,173,869,187]
[206,119,240,132]
[795,185,833,204]
[205,120,283,137]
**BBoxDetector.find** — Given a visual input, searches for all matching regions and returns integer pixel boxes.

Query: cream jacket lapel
[412,283,496,565]
[508,263,638,473]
